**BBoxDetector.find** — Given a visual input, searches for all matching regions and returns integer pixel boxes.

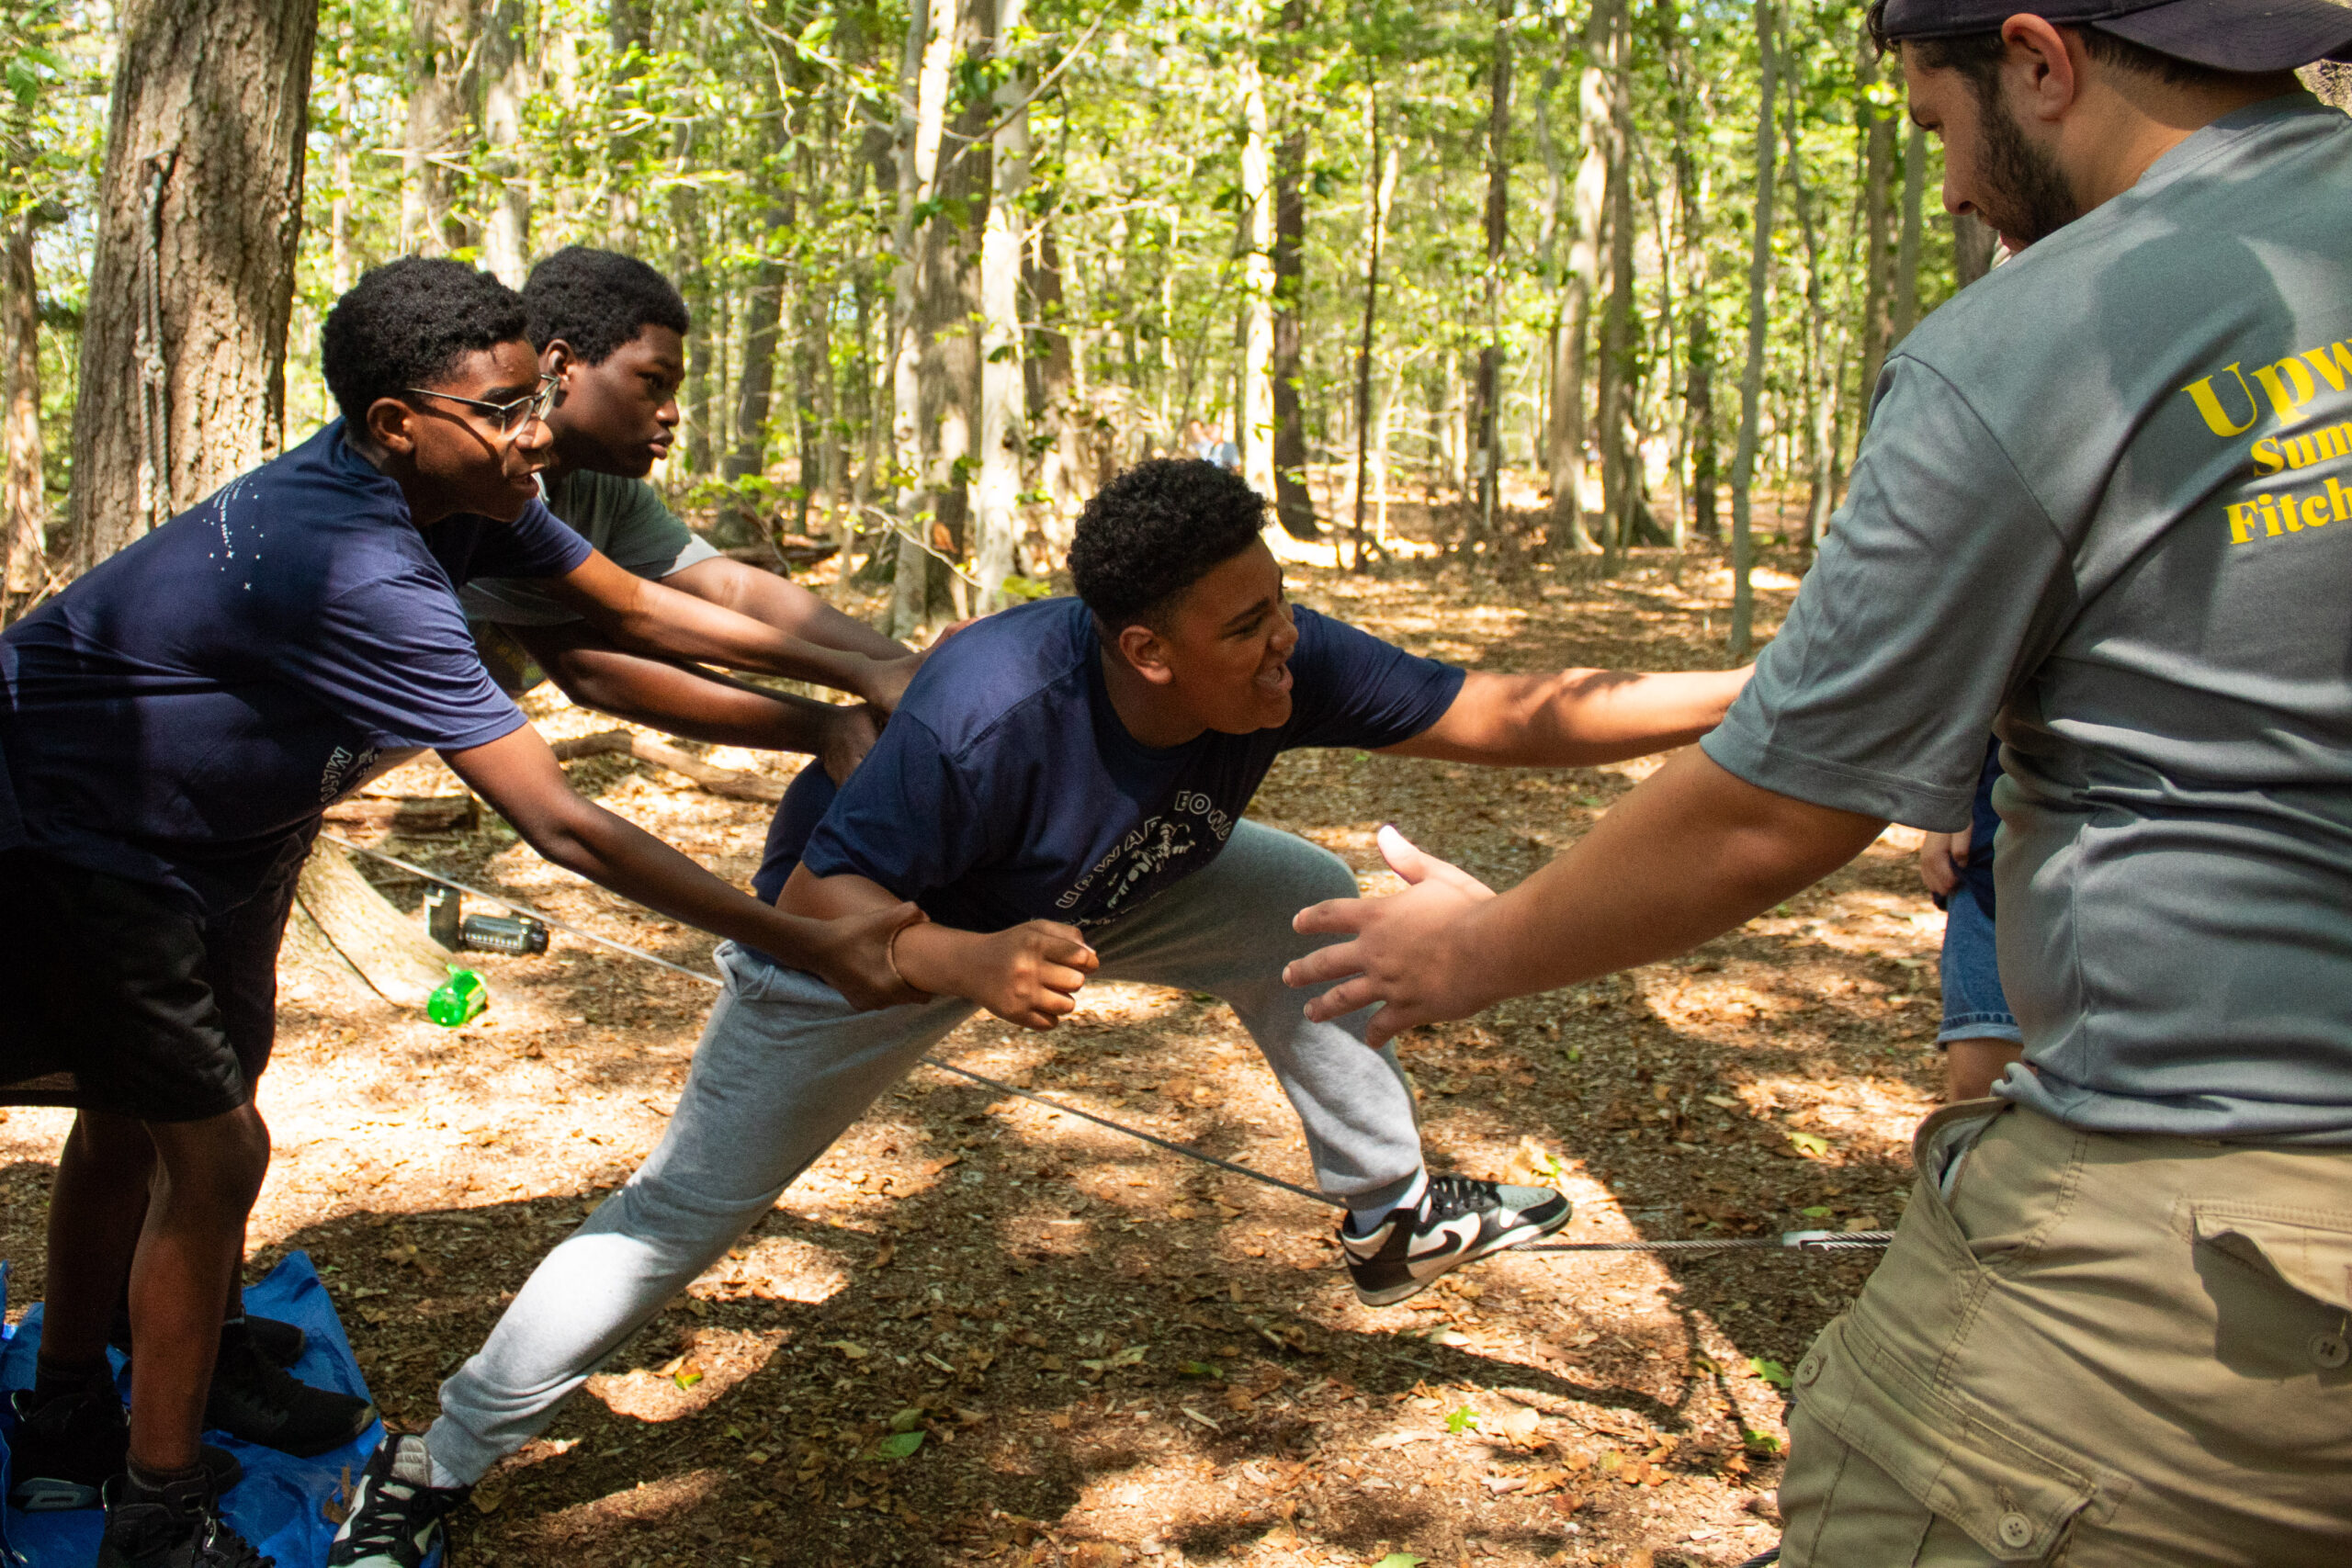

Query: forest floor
[0,499,1954,1568]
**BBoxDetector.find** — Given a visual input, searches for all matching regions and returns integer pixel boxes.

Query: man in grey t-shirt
[466,247,920,781]
[1285,6,2352,1563]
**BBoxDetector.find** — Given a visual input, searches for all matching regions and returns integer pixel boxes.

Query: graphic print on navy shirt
[0,420,593,913]
[756,595,1464,932]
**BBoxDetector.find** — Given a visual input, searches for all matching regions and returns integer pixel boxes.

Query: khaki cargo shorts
[1778,1101,2352,1567]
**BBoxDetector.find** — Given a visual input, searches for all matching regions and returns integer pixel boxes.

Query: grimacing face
[543,324,685,479]
[1127,539,1300,737]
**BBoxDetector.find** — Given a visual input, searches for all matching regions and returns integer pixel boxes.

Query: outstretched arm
[1379,665,1752,768]
[540,551,923,711]
[507,620,882,783]
[777,863,1099,1030]
[662,557,910,661]
[442,725,922,1010]
[1284,747,1881,1044]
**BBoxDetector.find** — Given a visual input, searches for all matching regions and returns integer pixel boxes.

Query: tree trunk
[2,213,42,604]
[1468,0,1513,541]
[1028,214,1081,554]
[1660,0,1716,541]
[1267,0,1317,539]
[402,0,472,255]
[722,92,795,551]
[888,0,956,637]
[61,0,316,575]
[913,0,988,626]
[605,0,654,241]
[973,0,1030,610]
[1853,35,1895,423]
[1238,49,1276,502]
[480,0,533,288]
[1548,4,1613,558]
[1594,0,1639,559]
[1783,94,1835,547]
[1952,211,1997,286]
[1892,121,1925,344]
[1352,89,1394,572]
[1729,0,1778,660]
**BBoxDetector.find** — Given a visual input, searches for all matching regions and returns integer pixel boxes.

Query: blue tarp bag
[0,1252,432,1567]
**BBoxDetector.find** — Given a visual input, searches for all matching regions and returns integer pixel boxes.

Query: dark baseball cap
[1874,0,2352,71]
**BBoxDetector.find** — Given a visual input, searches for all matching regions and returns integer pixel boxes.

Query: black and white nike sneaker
[327,1433,468,1568]
[1340,1176,1571,1306]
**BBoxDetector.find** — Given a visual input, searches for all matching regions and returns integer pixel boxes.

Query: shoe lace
[194,1508,274,1568]
[342,1473,463,1553]
[1419,1175,1496,1224]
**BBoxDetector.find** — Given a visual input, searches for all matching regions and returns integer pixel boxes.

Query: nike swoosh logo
[1407,1214,1483,1269]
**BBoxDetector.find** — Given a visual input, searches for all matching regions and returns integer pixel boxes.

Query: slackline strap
[322,833,1892,1258]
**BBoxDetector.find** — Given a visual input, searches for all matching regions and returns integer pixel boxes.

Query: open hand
[1283,826,1498,1047]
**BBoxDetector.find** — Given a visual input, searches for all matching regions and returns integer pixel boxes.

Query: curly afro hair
[322,257,528,424]
[524,245,691,365]
[1069,458,1267,632]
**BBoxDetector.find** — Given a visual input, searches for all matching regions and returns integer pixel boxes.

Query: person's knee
[62,1110,156,1178]
[148,1105,271,1220]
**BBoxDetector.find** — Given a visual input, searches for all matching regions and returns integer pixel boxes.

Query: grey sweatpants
[427,822,1421,1482]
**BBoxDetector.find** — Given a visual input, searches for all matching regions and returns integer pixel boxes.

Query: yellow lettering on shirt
[2181,364,2259,436]
[2304,493,2333,529]
[2252,435,2285,474]
[2256,356,2321,422]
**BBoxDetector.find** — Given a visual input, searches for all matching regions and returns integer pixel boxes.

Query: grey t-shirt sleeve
[1700,358,2080,831]
[460,471,719,627]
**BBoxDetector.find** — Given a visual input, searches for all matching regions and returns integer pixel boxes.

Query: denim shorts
[1938,888,2020,1046]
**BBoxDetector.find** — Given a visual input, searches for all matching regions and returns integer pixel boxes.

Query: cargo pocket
[1791,1314,2124,1563]
[2182,1201,2352,1382]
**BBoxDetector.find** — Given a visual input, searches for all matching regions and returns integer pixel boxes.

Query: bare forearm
[668,559,908,660]
[1389,667,1752,767]
[509,800,831,959]
[539,644,847,751]
[1419,749,1881,1010]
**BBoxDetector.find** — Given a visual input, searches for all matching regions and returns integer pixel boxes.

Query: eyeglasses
[402,372,558,436]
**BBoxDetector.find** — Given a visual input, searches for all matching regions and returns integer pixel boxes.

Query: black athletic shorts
[0,849,296,1121]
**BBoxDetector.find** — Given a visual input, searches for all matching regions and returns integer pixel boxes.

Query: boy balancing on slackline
[464,244,916,780]
[328,457,1751,1568]
[0,256,964,1568]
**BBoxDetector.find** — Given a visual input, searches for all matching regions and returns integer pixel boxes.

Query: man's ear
[542,340,574,383]
[1114,621,1176,686]
[1999,13,2079,123]
[365,395,418,457]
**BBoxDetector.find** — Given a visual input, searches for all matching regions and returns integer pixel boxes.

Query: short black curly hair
[322,257,529,424]
[1069,458,1267,632]
[524,245,691,364]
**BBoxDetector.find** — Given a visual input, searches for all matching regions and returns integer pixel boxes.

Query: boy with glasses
[0,257,955,1567]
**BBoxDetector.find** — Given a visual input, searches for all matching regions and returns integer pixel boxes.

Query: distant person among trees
[0,258,936,1568]
[324,457,1750,1568]
[1283,6,2352,1562]
[464,245,919,782]
[1916,739,2022,1102]
[1184,415,1241,473]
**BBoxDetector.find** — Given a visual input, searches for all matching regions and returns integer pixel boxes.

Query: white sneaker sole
[1351,1202,1573,1308]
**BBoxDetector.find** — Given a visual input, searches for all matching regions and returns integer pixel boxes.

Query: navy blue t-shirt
[0,421,592,914]
[754,596,1464,932]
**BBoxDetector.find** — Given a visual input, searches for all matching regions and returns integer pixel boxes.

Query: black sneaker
[1340,1176,1571,1306]
[327,1433,469,1568]
[113,1310,306,1370]
[202,1323,376,1458]
[6,1387,243,1510]
[96,1472,272,1568]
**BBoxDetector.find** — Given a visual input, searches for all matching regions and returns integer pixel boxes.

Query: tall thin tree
[1729,0,1779,660]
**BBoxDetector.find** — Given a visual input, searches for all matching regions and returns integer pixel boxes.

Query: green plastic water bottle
[427,966,489,1027]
